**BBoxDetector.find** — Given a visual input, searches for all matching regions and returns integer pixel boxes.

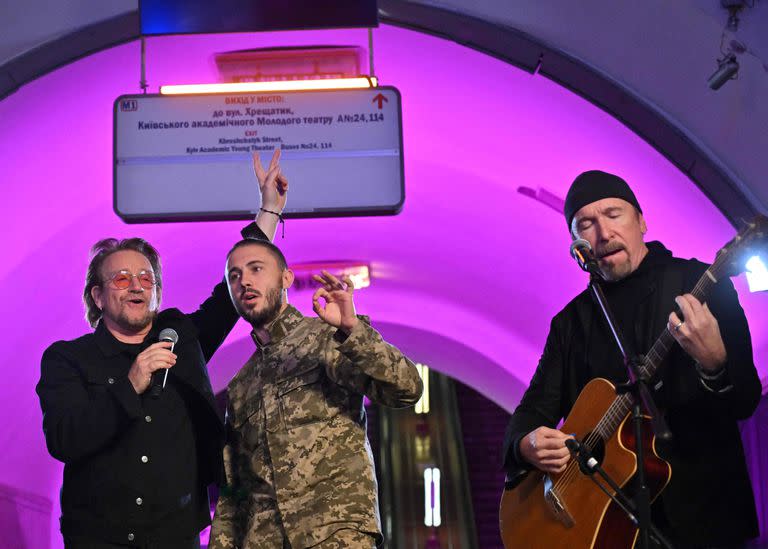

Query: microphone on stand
[149,328,178,398]
[569,239,602,276]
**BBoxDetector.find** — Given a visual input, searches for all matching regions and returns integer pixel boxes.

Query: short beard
[237,287,283,328]
[114,310,156,333]
[596,243,631,282]
[600,261,633,282]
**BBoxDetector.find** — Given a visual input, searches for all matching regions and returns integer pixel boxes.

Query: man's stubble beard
[600,259,633,282]
[596,242,632,282]
[238,286,283,328]
[113,308,157,333]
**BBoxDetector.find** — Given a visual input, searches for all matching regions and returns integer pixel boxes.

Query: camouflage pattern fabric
[209,306,422,549]
[308,528,377,548]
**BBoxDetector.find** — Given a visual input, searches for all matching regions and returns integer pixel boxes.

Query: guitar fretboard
[591,263,722,443]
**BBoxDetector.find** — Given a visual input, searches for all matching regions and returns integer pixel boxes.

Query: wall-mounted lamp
[290,261,371,291]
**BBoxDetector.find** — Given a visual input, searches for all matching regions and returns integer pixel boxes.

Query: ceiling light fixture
[160,77,377,95]
[708,54,740,90]
[709,1,752,90]
[289,261,372,291]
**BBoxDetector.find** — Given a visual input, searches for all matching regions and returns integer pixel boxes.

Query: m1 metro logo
[119,99,138,112]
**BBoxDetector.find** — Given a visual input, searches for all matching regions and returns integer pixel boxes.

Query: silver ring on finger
[674,321,684,332]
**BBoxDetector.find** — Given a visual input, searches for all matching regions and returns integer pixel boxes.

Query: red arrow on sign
[372,93,388,109]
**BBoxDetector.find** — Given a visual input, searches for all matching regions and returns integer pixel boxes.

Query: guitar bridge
[543,475,574,527]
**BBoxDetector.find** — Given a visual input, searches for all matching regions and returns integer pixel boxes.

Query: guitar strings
[553,271,712,494]
[554,238,761,499]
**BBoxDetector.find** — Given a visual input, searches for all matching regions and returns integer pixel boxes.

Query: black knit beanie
[563,170,642,229]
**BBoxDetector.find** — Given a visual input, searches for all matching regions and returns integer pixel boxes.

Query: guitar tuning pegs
[738,217,757,231]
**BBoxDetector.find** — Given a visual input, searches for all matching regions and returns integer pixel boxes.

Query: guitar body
[499,378,671,549]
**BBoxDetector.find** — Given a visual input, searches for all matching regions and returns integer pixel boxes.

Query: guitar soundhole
[577,433,605,475]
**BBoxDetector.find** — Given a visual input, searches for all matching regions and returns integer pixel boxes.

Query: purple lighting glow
[1,23,764,548]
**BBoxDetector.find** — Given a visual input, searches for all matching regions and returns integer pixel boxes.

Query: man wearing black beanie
[502,170,761,548]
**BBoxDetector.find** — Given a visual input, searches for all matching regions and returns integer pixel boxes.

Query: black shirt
[37,223,265,546]
[112,337,200,535]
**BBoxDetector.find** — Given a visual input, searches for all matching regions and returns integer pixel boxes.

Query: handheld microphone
[150,328,178,397]
[569,239,601,276]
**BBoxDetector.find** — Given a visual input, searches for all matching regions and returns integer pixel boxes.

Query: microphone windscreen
[569,238,592,260]
[158,328,179,345]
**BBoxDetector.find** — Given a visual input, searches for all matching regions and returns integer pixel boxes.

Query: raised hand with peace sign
[253,148,289,239]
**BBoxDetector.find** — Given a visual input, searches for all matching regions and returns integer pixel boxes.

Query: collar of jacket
[250,304,304,348]
[94,316,161,357]
[633,240,673,275]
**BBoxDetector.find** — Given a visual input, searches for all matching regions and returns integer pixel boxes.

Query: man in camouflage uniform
[209,238,423,549]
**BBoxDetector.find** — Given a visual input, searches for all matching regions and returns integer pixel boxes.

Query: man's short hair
[83,238,163,327]
[227,238,288,272]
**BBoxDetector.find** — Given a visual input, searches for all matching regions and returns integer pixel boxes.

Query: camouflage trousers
[264,528,377,548]
[210,524,376,549]
[306,529,377,548]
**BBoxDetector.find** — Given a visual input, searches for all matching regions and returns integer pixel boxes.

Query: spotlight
[745,255,768,292]
[708,54,739,90]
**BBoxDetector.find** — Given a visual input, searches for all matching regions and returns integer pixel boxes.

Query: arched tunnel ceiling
[2,18,768,545]
[3,22,767,498]
[1,0,767,223]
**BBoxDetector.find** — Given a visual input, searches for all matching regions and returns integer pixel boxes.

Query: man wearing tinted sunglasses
[36,151,287,549]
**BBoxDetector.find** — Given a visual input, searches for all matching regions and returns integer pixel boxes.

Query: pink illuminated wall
[1,24,765,548]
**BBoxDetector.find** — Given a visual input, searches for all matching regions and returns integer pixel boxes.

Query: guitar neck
[589,214,768,443]
[593,264,720,441]
[643,266,719,378]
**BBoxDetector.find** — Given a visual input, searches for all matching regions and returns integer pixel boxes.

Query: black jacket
[502,242,761,547]
[37,224,263,545]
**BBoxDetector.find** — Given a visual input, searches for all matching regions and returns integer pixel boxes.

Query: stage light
[745,255,768,292]
[160,77,377,95]
[708,54,739,90]
[424,467,442,527]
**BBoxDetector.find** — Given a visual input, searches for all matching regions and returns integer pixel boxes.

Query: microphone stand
[566,439,674,549]
[584,267,673,549]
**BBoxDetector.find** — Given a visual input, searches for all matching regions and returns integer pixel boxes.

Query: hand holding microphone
[128,328,178,396]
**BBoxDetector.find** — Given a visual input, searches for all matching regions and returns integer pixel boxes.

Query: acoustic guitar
[499,215,767,549]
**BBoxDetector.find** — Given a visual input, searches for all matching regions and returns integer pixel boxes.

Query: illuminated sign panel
[113,87,403,222]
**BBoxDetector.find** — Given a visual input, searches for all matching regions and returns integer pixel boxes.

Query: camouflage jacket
[209,305,423,549]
